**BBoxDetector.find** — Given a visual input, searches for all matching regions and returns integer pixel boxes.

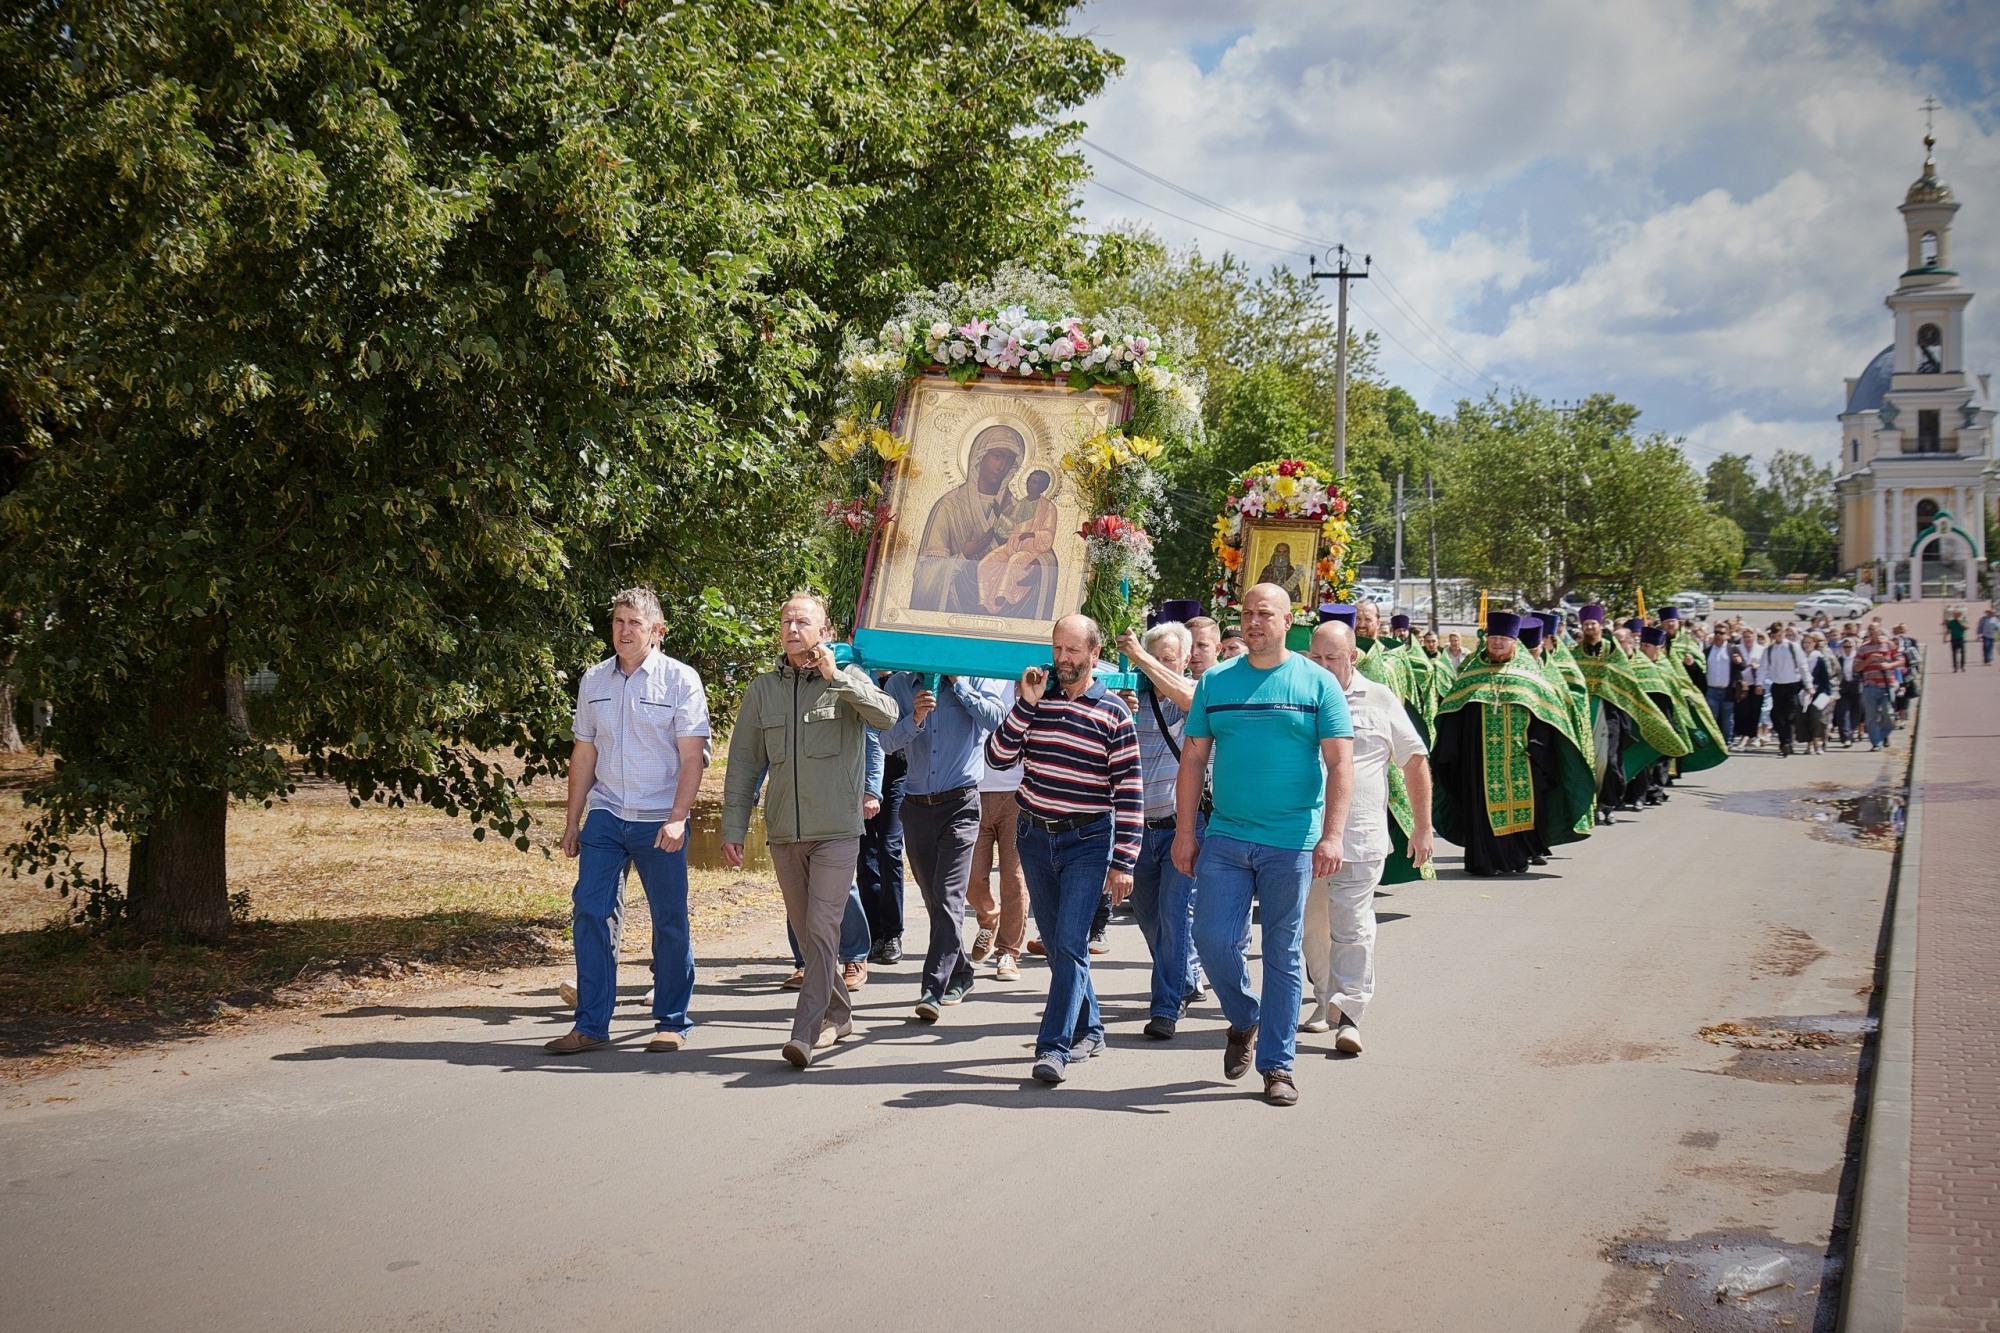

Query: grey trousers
[771,838,861,1045]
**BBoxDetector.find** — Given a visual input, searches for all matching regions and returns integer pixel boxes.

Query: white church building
[1835,131,1995,597]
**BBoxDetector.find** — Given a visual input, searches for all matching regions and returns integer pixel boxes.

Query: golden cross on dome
[1921,95,1939,149]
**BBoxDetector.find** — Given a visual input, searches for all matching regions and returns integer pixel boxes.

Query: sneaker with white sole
[1334,1020,1363,1055]
[1299,1009,1332,1034]
[557,980,578,1008]
[995,954,1020,982]
[1031,1052,1068,1083]
[970,927,996,962]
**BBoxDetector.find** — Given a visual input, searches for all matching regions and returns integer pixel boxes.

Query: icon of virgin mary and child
[910,423,1061,620]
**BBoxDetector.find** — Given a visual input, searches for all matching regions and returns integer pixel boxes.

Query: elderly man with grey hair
[1115,617,1202,1040]
[546,587,712,1055]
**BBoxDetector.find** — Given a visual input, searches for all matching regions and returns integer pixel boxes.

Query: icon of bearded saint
[909,423,1058,619]
[1256,541,1308,605]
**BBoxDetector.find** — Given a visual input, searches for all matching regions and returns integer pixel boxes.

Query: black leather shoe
[1143,1015,1176,1041]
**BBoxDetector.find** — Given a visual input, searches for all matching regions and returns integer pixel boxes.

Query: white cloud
[1070,0,2000,449]
[1681,412,1834,466]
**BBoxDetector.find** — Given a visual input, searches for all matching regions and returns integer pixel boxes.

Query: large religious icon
[863,375,1124,645]
[1240,518,1323,609]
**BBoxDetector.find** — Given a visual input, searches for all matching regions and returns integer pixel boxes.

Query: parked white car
[1354,584,1395,606]
[1666,590,1715,618]
[1793,591,1873,620]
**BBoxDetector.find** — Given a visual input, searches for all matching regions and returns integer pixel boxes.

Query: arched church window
[1851,438,1859,463]
[1918,323,1943,374]
[1916,497,1939,531]
[1920,231,1940,267]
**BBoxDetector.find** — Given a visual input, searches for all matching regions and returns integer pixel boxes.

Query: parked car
[1666,590,1714,618]
[1793,591,1873,620]
[1354,584,1395,606]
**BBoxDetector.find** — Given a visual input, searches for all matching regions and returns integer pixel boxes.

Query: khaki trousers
[770,838,860,1044]
[969,792,1029,958]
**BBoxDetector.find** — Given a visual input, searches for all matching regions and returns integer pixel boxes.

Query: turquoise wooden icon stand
[837,629,1137,690]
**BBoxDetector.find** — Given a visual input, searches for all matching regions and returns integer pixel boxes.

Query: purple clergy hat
[1318,602,1358,627]
[1390,613,1411,632]
[1579,603,1607,623]
[1515,620,1545,650]
[1658,605,1681,621]
[1625,617,1646,634]
[1159,598,1204,624]
[1639,625,1667,647]
[1537,611,1559,638]
[1486,610,1523,639]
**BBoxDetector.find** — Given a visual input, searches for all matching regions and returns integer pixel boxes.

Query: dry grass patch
[0,750,783,1071]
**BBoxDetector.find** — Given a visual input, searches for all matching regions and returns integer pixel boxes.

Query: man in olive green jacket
[723,592,898,1068]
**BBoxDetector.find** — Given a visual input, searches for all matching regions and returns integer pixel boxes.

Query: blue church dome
[1846,344,1894,413]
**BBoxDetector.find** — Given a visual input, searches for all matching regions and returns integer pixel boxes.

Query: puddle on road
[1698,1015,1875,1085]
[1597,1232,1839,1333]
[1713,784,1903,851]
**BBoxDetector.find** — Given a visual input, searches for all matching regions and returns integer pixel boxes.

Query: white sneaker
[1299,1011,1332,1034]
[1334,1021,1363,1055]
[643,987,655,1006]
[557,980,578,1008]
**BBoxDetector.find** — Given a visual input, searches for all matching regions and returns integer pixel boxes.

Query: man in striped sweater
[986,614,1145,1085]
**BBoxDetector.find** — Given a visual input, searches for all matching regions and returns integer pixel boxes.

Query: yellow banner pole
[1477,588,1488,626]
[1635,586,1647,619]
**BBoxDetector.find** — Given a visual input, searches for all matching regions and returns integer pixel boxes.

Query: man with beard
[1572,605,1685,819]
[1430,611,1596,875]
[986,616,1143,1085]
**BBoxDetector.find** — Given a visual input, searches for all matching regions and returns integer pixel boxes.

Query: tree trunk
[127,794,230,941]
[127,616,233,941]
[0,677,20,752]
[224,672,252,738]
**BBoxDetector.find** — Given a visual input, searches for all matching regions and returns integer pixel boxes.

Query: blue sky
[1068,0,2000,469]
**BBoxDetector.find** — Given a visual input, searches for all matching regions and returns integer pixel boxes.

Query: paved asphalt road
[2,737,1901,1331]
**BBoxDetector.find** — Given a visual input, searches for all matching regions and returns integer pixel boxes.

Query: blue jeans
[788,884,871,968]
[573,810,694,1040]
[1129,817,1202,1020]
[1018,816,1112,1058]
[1861,683,1895,747]
[1193,832,1313,1074]
[1705,686,1735,743]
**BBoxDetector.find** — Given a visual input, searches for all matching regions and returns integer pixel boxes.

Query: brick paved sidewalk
[1905,633,2000,1330]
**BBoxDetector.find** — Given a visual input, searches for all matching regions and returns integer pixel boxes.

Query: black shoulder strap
[1148,686,1182,763]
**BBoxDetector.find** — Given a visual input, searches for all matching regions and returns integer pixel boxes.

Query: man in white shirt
[968,681,1029,981]
[547,587,711,1055]
[1298,620,1432,1055]
[1762,625,1810,758]
[1704,625,1737,746]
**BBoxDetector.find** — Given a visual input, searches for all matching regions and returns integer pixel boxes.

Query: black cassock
[1431,705,1560,877]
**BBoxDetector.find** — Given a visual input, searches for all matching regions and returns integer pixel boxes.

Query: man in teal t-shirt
[1172,583,1354,1106]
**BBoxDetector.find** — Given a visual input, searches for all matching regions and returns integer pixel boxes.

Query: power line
[1081,179,1310,262]
[1083,139,1507,394]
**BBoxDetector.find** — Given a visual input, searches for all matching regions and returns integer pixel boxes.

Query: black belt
[1145,815,1177,831]
[1019,809,1108,834]
[904,784,977,808]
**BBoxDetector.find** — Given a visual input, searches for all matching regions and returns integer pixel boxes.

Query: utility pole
[1427,472,1441,633]
[1309,245,1369,477]
[1392,472,1405,613]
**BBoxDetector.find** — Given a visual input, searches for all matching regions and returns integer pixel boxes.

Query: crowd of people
[1698,614,1924,755]
[535,581,1920,1106]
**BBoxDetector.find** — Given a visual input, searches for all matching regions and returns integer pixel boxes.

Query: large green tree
[1435,392,1715,608]
[0,0,1115,937]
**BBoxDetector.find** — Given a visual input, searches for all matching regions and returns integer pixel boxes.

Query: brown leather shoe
[1223,1024,1257,1081]
[1263,1069,1299,1106]
[781,1038,812,1069]
[544,1030,606,1055]
[1026,939,1046,957]
[782,968,805,990]
[843,960,868,992]
[646,1030,686,1053]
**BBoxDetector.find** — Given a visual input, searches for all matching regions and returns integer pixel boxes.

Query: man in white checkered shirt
[545,587,711,1055]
